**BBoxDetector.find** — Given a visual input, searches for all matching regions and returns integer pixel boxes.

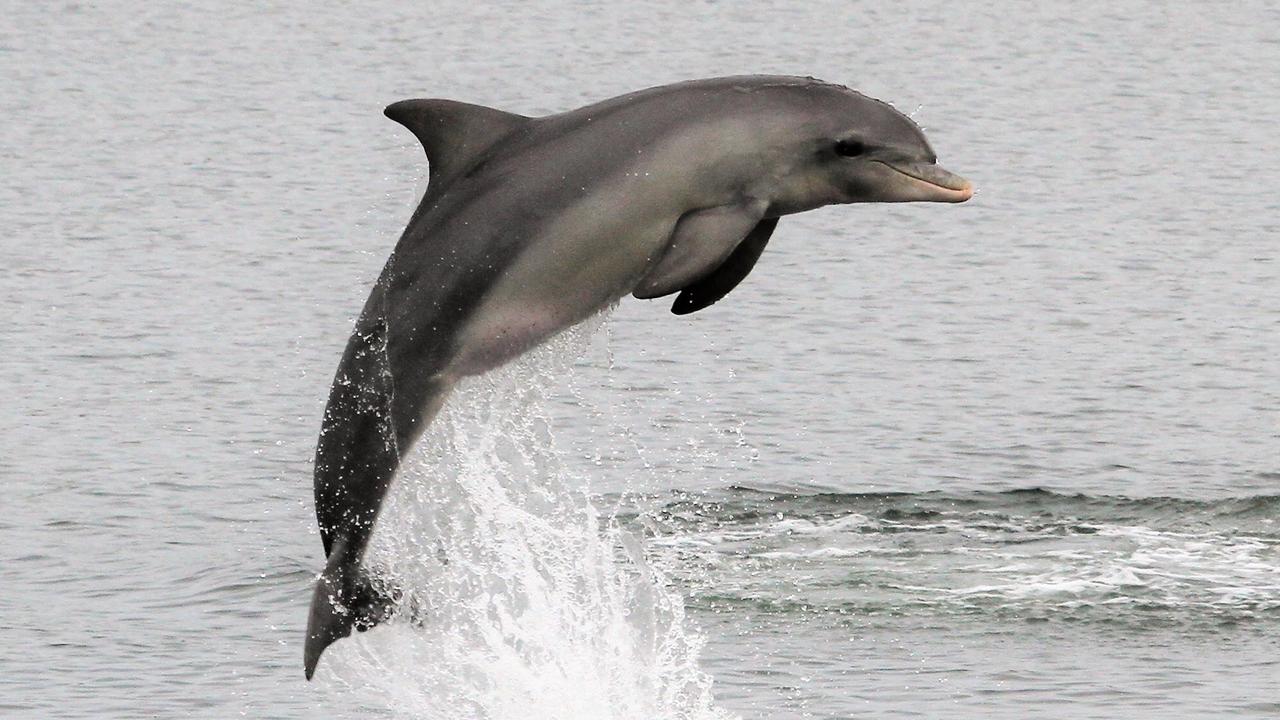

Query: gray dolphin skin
[304,75,972,679]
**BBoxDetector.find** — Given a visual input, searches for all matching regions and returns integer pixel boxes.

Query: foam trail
[318,315,733,720]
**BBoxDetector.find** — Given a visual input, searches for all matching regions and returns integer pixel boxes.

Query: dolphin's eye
[835,139,866,157]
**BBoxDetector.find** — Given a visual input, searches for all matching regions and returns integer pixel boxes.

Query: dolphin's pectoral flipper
[671,217,778,315]
[633,200,768,300]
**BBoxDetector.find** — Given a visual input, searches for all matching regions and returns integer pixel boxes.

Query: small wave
[618,486,1280,627]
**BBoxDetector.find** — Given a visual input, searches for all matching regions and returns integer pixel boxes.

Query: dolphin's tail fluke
[303,536,397,680]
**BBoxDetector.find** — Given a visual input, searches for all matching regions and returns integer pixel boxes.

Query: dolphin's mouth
[874,159,974,203]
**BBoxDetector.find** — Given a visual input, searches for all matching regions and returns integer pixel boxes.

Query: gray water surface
[3,1,1279,718]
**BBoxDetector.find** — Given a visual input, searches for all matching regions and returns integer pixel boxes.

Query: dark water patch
[620,486,1280,538]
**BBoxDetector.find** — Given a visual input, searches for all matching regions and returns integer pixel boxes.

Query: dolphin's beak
[873,159,974,203]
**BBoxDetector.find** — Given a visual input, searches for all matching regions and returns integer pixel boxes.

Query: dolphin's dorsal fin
[384,99,530,183]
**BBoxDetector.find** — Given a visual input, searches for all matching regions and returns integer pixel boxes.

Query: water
[332,324,728,720]
[3,1,1279,718]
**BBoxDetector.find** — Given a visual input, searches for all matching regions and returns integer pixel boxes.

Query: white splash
[318,316,733,720]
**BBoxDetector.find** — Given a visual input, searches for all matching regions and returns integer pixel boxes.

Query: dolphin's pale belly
[447,209,674,377]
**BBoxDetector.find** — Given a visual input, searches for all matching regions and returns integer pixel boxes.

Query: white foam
[318,319,733,720]
[643,496,1280,621]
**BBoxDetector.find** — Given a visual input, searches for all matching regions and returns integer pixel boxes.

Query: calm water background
[3,1,1279,718]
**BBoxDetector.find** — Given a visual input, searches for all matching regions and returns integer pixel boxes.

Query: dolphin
[304,75,972,679]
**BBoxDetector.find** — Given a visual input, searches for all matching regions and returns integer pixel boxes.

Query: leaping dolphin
[304,75,972,679]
